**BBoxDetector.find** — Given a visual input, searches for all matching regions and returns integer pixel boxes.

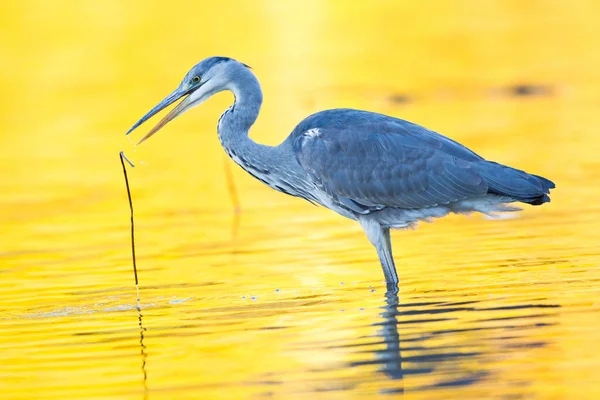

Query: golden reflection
[1,1,600,399]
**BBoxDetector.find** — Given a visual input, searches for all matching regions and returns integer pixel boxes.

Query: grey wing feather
[290,109,489,212]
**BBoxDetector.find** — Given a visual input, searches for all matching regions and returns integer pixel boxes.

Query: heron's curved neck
[218,73,263,140]
[216,68,314,201]
[217,70,281,177]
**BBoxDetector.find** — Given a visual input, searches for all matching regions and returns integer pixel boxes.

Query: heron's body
[128,57,555,290]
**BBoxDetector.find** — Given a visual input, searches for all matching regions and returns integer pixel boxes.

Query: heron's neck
[217,73,282,180]
[216,69,314,201]
[218,79,262,146]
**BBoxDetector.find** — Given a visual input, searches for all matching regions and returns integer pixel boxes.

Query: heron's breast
[225,147,306,199]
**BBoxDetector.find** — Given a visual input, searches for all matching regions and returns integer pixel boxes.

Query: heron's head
[126,56,250,144]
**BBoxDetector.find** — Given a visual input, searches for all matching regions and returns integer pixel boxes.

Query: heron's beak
[126,86,196,145]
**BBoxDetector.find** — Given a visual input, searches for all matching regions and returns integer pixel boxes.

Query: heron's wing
[291,112,489,212]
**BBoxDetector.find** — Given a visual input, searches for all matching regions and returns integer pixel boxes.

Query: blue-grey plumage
[127,56,555,291]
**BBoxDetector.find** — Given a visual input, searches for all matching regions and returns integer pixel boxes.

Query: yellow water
[1,1,600,398]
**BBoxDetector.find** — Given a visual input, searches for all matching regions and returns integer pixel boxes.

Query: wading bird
[127,57,554,290]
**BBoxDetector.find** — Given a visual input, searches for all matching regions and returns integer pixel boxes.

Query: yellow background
[1,1,599,398]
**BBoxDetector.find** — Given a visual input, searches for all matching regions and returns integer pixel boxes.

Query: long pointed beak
[126,86,194,145]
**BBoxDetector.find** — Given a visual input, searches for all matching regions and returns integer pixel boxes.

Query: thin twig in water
[119,151,138,286]
[119,151,148,399]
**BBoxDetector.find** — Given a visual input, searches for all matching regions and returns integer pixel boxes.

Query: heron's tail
[477,161,555,205]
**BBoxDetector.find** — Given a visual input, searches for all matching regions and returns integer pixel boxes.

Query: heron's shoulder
[289,108,482,161]
[292,108,409,133]
[289,108,411,146]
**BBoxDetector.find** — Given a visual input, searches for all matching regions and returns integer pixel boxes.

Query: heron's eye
[192,76,201,83]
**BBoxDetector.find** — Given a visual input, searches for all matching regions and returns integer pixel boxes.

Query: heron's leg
[358,216,399,291]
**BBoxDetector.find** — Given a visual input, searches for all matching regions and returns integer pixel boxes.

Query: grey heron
[127,56,555,290]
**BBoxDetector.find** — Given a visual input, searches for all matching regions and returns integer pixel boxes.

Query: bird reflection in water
[350,288,560,395]
[375,290,404,393]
